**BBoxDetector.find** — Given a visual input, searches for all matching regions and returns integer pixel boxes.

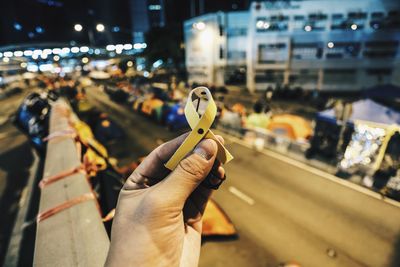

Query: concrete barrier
[34,101,109,267]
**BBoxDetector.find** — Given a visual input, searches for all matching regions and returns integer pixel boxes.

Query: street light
[304,25,312,32]
[96,23,105,32]
[193,21,206,30]
[74,24,83,32]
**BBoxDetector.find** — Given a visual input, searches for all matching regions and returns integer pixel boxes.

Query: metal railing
[216,123,338,174]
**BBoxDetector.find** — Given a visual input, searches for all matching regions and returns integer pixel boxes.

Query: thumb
[156,138,218,207]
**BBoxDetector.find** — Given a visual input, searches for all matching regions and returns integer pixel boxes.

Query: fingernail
[194,145,213,160]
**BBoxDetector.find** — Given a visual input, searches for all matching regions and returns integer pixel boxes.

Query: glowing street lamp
[74,24,83,32]
[193,21,206,30]
[96,23,105,32]
[256,20,264,29]
[304,25,312,32]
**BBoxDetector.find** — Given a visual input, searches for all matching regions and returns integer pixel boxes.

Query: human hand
[105,133,226,267]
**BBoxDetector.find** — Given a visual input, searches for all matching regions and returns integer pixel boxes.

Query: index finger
[125,132,189,188]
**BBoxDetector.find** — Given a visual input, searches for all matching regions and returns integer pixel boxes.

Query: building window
[292,15,305,30]
[364,41,398,58]
[363,51,397,58]
[332,14,343,19]
[325,42,361,59]
[331,13,347,30]
[289,70,318,84]
[386,10,400,29]
[258,43,288,63]
[148,5,161,10]
[332,11,367,31]
[308,13,328,20]
[256,16,288,32]
[294,15,305,21]
[227,28,247,36]
[324,69,356,84]
[225,67,246,85]
[365,41,398,48]
[255,70,284,83]
[366,68,392,75]
[304,12,328,31]
[348,12,367,19]
[371,12,384,19]
[370,11,400,30]
[292,42,322,60]
[227,51,246,60]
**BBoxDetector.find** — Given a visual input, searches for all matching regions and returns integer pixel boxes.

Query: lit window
[148,5,161,11]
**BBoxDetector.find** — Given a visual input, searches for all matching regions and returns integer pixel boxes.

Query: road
[85,85,400,267]
[0,91,34,265]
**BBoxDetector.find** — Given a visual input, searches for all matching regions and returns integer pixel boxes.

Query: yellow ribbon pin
[165,87,234,170]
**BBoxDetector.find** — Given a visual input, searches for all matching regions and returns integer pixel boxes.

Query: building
[130,0,165,44]
[184,0,400,92]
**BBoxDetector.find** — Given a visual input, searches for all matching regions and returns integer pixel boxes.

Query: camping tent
[317,99,400,125]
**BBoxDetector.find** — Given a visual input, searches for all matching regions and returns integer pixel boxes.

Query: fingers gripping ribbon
[165,87,233,170]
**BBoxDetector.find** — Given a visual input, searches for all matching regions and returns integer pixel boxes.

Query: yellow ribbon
[165,87,234,170]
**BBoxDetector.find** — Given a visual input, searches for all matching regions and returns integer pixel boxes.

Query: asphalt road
[0,91,33,265]
[85,85,400,267]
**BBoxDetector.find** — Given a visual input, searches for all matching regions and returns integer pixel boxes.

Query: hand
[105,133,226,267]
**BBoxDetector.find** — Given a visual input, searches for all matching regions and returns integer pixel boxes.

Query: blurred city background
[0,0,400,266]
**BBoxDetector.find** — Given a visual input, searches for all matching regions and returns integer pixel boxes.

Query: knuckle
[178,156,206,179]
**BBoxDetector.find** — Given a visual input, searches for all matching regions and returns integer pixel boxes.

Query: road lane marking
[228,186,255,205]
[223,134,400,209]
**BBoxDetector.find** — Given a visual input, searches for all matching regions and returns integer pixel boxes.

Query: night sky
[0,0,248,46]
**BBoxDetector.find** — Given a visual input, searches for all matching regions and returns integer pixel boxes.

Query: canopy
[317,99,400,125]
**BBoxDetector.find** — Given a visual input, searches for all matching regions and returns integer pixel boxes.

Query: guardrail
[34,100,109,266]
[216,123,338,174]
[217,123,310,155]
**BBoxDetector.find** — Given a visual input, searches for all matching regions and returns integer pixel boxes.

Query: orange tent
[202,199,236,236]
[267,114,312,140]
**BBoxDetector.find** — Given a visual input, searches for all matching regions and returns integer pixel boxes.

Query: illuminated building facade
[184,0,400,92]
